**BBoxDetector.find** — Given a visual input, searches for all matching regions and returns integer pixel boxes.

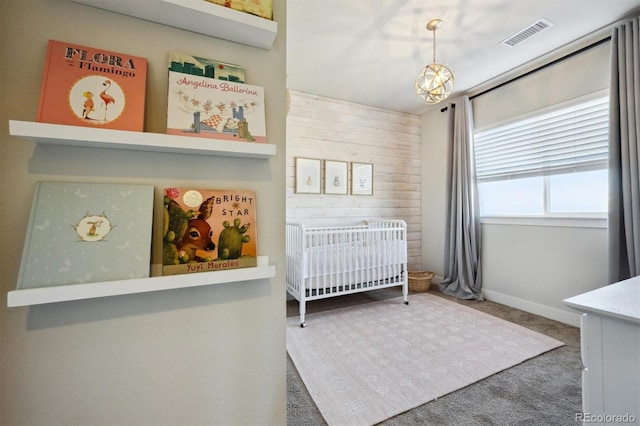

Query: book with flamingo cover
[36,40,147,131]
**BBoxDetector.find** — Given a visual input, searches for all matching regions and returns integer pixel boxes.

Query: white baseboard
[481,289,581,327]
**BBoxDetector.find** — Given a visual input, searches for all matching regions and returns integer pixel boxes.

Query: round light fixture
[415,19,454,104]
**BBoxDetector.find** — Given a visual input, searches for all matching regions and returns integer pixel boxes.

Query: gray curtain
[439,96,483,300]
[608,16,640,283]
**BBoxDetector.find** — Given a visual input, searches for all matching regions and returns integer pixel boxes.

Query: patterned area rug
[286,293,564,425]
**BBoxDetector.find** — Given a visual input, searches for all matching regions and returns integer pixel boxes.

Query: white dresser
[564,276,640,426]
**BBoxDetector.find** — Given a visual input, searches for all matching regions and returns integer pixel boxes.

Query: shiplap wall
[286,90,422,269]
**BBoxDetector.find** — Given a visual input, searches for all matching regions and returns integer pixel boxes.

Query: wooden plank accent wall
[286,90,423,270]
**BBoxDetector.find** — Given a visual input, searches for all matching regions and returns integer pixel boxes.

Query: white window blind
[474,94,609,181]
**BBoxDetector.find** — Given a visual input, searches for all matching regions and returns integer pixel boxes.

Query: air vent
[501,18,554,47]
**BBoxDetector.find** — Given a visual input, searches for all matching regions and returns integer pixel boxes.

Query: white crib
[286,219,408,327]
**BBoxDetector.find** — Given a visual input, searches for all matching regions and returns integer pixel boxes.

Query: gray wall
[421,42,610,326]
[0,1,287,424]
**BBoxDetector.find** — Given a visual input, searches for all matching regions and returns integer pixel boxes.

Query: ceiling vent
[501,18,554,47]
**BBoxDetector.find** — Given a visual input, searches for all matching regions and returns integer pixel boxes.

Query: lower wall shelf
[8,256,275,307]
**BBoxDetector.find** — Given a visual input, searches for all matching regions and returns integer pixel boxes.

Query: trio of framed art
[295,157,373,195]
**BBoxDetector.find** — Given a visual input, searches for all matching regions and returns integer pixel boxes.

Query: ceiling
[286,0,639,115]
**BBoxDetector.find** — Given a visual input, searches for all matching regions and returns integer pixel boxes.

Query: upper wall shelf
[9,121,276,159]
[69,0,277,50]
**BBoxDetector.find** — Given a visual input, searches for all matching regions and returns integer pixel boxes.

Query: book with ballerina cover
[166,69,266,143]
[168,51,245,83]
[36,40,147,131]
[162,188,258,276]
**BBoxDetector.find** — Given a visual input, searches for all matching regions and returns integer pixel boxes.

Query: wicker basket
[408,271,435,292]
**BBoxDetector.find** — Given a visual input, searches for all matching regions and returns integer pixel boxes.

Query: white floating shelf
[70,0,277,50]
[9,121,276,159]
[8,256,275,307]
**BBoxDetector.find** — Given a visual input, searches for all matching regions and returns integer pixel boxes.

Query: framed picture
[351,162,373,195]
[324,160,348,195]
[295,157,321,194]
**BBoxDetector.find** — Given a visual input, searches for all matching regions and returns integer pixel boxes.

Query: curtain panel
[439,96,483,300]
[608,16,640,283]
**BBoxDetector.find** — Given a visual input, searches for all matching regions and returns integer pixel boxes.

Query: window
[474,92,608,218]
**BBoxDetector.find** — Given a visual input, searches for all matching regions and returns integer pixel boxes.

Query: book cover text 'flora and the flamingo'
[37,40,147,131]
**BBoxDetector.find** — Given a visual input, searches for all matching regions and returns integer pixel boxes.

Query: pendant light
[415,19,454,104]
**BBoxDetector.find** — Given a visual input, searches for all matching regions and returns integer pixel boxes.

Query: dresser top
[564,275,640,323]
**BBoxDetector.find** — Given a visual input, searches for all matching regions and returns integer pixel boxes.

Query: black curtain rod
[469,35,611,101]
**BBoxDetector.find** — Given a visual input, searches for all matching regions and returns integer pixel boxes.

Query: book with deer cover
[166,70,266,142]
[36,40,147,131]
[17,182,154,289]
[162,188,258,276]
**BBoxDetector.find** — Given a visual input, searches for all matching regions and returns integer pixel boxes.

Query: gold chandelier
[415,19,454,104]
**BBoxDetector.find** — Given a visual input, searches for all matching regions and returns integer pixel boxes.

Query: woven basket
[408,271,435,292]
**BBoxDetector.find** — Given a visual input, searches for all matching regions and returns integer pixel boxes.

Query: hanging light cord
[432,26,437,64]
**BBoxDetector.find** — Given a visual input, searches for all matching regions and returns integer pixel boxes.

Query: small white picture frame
[351,162,373,195]
[324,160,348,195]
[295,157,321,194]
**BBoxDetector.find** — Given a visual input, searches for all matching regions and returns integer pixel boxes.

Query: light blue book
[17,182,154,289]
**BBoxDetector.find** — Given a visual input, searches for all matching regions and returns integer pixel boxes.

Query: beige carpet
[286,292,564,426]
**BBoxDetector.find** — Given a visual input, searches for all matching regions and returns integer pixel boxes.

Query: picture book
[168,51,245,83]
[204,0,273,20]
[36,40,147,131]
[162,188,258,276]
[166,70,266,143]
[17,182,154,289]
